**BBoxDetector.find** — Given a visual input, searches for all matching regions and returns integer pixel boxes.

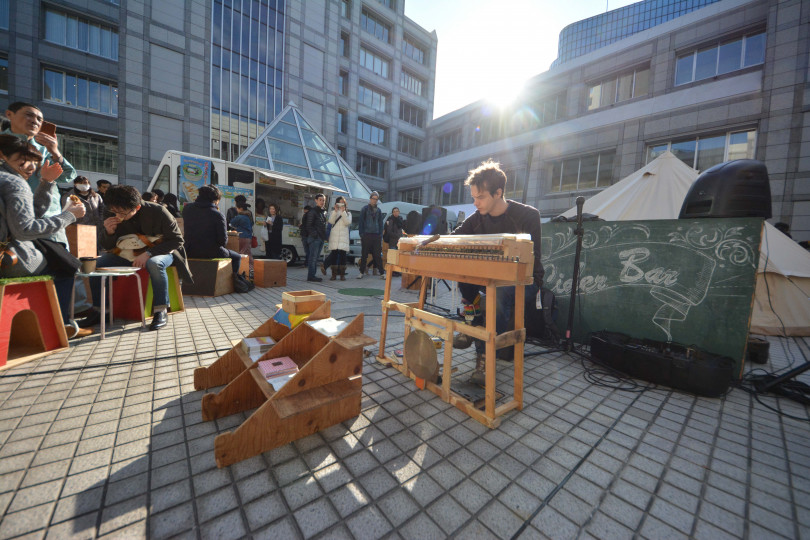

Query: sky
[403,0,640,119]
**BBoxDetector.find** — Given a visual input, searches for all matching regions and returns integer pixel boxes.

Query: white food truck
[146,150,355,263]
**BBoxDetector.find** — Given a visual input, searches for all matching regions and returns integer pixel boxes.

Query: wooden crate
[282,290,325,314]
[254,259,286,287]
[184,259,234,296]
[65,224,97,258]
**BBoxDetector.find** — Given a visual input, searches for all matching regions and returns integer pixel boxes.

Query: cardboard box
[227,231,240,252]
[282,290,325,315]
[254,259,286,287]
[65,224,97,258]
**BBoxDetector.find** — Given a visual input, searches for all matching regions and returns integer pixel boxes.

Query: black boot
[149,310,168,331]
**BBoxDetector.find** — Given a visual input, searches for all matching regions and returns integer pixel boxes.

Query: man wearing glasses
[356,191,384,279]
[90,185,192,331]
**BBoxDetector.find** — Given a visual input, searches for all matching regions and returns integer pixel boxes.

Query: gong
[404,330,439,383]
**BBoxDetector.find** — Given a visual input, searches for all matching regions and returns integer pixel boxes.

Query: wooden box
[401,272,422,290]
[227,231,240,252]
[282,290,325,315]
[65,224,97,258]
[184,259,234,296]
[255,259,286,288]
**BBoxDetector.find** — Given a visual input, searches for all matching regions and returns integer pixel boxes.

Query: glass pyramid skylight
[235,103,372,200]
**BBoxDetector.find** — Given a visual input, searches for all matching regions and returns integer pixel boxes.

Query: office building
[393,0,809,240]
[1,0,437,199]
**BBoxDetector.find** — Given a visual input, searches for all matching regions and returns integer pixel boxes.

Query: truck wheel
[280,246,298,264]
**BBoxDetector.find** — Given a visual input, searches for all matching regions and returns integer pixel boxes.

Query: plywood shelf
[196,298,375,468]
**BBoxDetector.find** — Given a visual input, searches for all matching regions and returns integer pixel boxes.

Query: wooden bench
[0,277,68,371]
[183,259,234,296]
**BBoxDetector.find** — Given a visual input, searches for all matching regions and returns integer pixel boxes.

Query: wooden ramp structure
[195,306,375,468]
[377,234,534,428]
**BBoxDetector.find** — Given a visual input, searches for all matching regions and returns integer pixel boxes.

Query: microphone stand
[565,197,586,352]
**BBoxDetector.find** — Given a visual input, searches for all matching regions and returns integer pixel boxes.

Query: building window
[339,70,348,95]
[337,145,347,159]
[397,133,421,158]
[375,0,395,9]
[340,0,350,17]
[675,32,765,86]
[400,70,425,97]
[337,108,347,134]
[357,81,389,112]
[0,57,7,93]
[433,179,465,205]
[57,130,118,174]
[399,101,425,128]
[360,9,391,44]
[435,129,461,157]
[356,152,387,179]
[44,9,119,61]
[340,32,349,57]
[473,117,505,146]
[0,0,9,30]
[356,118,387,146]
[43,68,118,116]
[646,129,757,171]
[587,67,649,110]
[549,151,615,192]
[402,35,427,65]
[359,46,390,78]
[399,187,421,204]
[503,169,525,200]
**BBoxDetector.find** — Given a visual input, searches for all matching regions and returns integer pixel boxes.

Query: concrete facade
[284,0,437,196]
[393,0,810,241]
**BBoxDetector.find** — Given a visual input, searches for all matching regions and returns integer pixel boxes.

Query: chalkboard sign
[541,218,763,378]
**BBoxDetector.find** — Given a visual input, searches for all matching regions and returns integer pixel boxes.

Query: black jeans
[359,234,383,273]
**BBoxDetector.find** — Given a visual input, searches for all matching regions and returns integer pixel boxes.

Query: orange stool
[0,277,68,371]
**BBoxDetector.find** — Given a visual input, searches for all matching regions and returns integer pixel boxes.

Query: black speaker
[679,159,772,219]
[421,206,448,234]
[590,331,734,397]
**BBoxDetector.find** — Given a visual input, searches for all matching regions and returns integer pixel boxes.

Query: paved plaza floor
[0,264,808,539]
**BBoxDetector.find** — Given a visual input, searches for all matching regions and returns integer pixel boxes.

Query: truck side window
[155,165,170,194]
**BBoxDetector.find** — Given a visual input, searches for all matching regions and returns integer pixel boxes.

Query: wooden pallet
[199,311,375,467]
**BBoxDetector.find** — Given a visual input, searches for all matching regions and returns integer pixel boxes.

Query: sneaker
[380,274,386,279]
[452,332,474,349]
[307,276,323,282]
[77,309,100,328]
[356,273,364,279]
[65,323,93,340]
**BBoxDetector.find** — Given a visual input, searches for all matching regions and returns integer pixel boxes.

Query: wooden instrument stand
[194,302,375,467]
[377,251,529,428]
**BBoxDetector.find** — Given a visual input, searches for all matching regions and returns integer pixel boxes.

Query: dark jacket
[358,203,384,236]
[384,215,404,246]
[182,199,229,259]
[266,215,283,246]
[303,205,327,241]
[100,201,193,283]
[453,200,544,287]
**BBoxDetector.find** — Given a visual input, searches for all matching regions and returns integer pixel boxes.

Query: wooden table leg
[514,284,525,410]
[484,284,497,419]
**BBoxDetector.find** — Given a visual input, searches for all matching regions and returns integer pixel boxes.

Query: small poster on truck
[179,155,212,204]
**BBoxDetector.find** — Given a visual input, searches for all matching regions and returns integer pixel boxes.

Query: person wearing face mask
[0,134,92,339]
[63,176,104,231]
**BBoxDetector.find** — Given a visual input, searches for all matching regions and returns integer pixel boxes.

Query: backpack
[382,221,390,244]
[233,271,254,293]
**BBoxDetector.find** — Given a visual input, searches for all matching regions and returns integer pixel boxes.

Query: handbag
[251,236,258,248]
[233,271,254,293]
[260,224,269,242]
[33,238,80,278]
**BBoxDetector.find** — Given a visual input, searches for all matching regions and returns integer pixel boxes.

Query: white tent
[558,151,810,336]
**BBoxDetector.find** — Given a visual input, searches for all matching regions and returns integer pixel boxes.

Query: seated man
[182,184,242,274]
[90,185,192,331]
[452,160,544,385]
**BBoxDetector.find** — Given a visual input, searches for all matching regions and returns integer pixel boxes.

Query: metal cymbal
[404,330,439,383]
